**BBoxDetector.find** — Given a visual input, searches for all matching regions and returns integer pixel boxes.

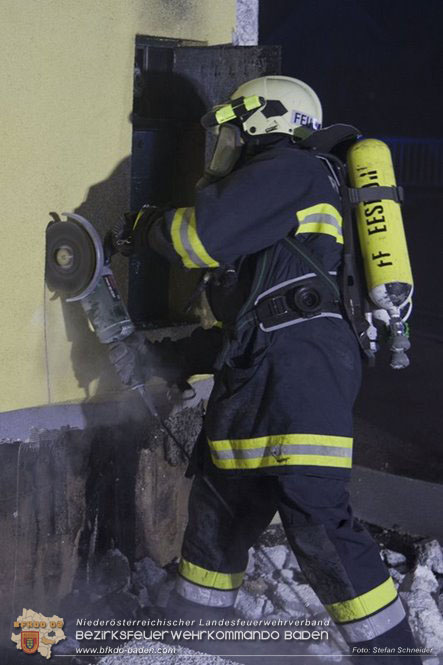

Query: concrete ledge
[0,376,214,442]
[0,396,140,440]
[350,465,443,539]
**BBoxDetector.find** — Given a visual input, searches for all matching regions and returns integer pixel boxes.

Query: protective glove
[108,331,152,388]
[112,205,164,256]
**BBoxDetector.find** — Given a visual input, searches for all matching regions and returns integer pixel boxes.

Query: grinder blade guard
[45,213,134,343]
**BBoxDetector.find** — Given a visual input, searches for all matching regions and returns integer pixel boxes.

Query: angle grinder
[46,212,160,416]
[45,212,134,343]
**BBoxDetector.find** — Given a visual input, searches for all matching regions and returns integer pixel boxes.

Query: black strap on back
[224,169,372,360]
[214,249,271,369]
[216,130,378,363]
[316,152,374,359]
[283,236,340,299]
[298,123,361,153]
[348,185,404,204]
[296,126,374,358]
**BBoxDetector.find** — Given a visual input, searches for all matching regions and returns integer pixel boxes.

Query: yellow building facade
[0,0,236,413]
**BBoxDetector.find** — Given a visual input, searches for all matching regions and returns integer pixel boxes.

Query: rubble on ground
[90,527,442,664]
[398,543,443,657]
[416,539,443,575]
[401,588,443,656]
[401,564,440,595]
[381,548,407,568]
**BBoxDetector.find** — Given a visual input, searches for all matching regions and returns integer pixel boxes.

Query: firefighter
[117,76,421,663]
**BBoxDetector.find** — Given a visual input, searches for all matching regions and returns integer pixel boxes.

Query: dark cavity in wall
[130,37,281,327]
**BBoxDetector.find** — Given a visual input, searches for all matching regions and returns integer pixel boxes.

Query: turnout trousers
[174,472,421,662]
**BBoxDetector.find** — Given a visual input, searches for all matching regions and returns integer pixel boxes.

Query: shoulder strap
[298,124,361,153]
[213,248,272,369]
[283,236,340,299]
[320,152,374,359]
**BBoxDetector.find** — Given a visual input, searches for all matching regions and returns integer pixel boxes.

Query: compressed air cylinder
[347,139,413,313]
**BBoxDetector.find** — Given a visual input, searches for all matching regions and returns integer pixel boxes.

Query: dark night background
[259,0,443,137]
[260,0,443,482]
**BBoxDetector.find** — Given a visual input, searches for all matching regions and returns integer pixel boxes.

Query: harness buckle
[256,295,289,322]
[254,274,341,332]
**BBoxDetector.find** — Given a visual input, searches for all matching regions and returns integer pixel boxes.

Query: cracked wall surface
[0,399,204,647]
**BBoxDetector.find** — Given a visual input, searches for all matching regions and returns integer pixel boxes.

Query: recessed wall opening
[128,36,281,328]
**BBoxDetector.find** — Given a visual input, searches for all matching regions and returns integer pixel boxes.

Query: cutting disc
[45,219,97,297]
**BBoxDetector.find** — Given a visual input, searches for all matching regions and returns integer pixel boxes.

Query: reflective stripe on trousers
[177,474,408,644]
[208,433,353,470]
[326,577,406,642]
[176,557,244,608]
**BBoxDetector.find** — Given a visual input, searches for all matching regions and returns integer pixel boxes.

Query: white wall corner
[233,0,259,45]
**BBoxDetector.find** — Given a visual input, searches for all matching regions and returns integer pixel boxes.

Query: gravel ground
[51,523,443,665]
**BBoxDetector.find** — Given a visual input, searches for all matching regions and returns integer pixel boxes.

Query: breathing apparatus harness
[199,114,412,369]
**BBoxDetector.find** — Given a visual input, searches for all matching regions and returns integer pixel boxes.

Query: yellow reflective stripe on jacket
[296,203,344,244]
[170,207,219,269]
[326,577,398,624]
[208,433,353,470]
[179,558,244,591]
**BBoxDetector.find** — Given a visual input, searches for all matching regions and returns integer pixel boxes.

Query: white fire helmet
[230,75,322,137]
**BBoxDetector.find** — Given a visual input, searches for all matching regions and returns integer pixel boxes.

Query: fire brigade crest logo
[21,631,39,654]
[11,609,66,659]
